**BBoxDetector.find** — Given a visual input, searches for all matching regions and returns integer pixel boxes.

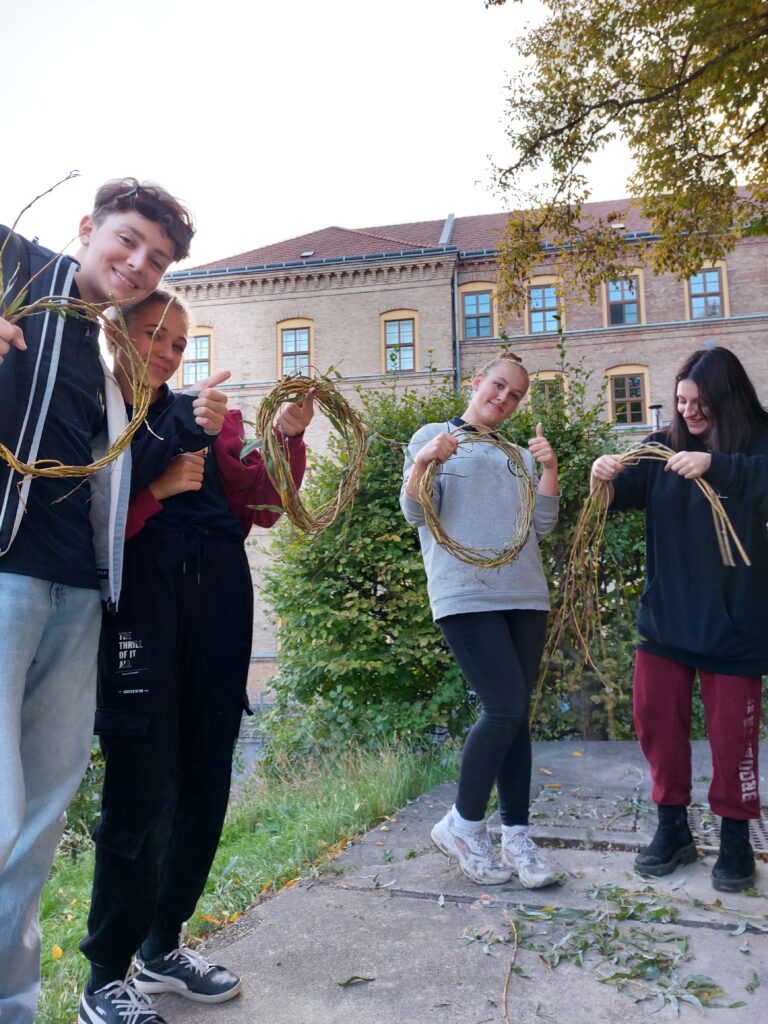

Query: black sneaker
[134,945,241,1004]
[78,978,166,1024]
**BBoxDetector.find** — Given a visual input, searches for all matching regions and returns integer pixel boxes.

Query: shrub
[263,373,470,755]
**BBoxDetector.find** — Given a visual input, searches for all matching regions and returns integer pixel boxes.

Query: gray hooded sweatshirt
[400,420,559,621]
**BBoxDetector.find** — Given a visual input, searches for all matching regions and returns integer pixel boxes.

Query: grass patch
[38,740,458,1024]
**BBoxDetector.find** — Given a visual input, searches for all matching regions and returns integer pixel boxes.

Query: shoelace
[98,974,156,1024]
[164,944,212,977]
[473,831,494,855]
[466,829,503,863]
[508,832,547,865]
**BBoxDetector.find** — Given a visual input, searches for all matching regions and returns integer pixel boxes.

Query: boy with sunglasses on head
[0,178,227,1024]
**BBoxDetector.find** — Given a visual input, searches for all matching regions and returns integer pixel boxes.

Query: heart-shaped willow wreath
[253,372,367,535]
[418,428,536,568]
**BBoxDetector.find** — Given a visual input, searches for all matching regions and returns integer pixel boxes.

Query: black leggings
[438,609,547,826]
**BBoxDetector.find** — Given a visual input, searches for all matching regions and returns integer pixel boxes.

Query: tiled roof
[185,198,649,273]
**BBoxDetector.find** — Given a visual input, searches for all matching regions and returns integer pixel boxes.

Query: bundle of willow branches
[253,371,367,535]
[418,429,535,568]
[533,441,750,729]
[0,296,152,478]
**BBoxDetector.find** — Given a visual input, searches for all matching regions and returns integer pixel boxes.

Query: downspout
[439,213,461,395]
[452,262,461,394]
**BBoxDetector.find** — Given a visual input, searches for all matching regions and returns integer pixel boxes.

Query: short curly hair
[92,177,195,261]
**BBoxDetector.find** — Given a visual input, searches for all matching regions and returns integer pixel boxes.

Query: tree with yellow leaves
[486,0,768,308]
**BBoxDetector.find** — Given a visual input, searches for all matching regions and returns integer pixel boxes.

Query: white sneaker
[431,811,512,885]
[502,830,559,888]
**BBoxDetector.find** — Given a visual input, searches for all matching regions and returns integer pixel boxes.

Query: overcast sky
[2,0,634,269]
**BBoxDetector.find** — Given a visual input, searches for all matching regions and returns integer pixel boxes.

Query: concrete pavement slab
[158,741,767,1023]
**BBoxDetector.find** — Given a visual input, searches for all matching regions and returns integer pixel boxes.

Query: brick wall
[170,236,768,666]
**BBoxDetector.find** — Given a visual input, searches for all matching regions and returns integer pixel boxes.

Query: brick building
[165,199,768,684]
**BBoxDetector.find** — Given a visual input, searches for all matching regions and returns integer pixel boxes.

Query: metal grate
[528,787,768,854]
[688,805,768,854]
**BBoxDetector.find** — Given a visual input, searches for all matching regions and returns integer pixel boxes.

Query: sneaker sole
[78,1001,164,1024]
[505,867,560,888]
[502,853,560,889]
[134,976,242,1004]
[634,842,698,877]
[430,825,512,885]
[430,824,455,860]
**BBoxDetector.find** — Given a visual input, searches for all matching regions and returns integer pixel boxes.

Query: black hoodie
[611,429,768,676]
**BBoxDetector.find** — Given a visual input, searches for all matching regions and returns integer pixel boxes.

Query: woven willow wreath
[0,173,154,478]
[418,429,535,568]
[0,297,152,478]
[254,373,367,534]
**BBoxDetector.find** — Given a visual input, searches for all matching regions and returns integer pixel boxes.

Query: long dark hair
[668,347,768,453]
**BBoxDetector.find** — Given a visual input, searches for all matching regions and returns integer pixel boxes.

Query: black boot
[634,805,697,877]
[712,817,755,892]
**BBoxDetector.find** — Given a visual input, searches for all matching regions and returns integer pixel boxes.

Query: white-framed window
[607,278,640,325]
[182,333,211,386]
[607,365,650,425]
[277,318,313,377]
[688,268,724,319]
[384,318,415,371]
[528,282,559,333]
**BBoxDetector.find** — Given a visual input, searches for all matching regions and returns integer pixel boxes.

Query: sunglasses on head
[104,186,193,253]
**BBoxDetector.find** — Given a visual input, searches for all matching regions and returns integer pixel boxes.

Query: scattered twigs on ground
[500,884,762,1013]
[253,371,367,534]
[501,915,520,1024]
[419,428,535,568]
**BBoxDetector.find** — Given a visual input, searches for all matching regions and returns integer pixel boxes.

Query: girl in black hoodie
[591,346,768,893]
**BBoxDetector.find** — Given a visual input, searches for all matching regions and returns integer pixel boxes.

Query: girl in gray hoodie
[401,351,560,887]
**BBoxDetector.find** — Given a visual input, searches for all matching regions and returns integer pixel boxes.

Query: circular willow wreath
[254,373,367,535]
[418,429,536,568]
[0,297,152,478]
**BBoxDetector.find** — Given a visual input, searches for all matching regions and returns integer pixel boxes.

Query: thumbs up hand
[528,422,557,470]
[185,369,231,435]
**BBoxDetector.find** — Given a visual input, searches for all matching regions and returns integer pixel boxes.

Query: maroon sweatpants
[633,649,762,819]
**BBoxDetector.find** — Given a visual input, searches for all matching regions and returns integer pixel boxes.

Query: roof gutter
[167,244,461,281]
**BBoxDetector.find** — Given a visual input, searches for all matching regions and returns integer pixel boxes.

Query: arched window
[380,309,418,372]
[277,318,313,377]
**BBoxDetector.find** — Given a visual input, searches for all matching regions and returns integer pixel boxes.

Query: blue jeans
[0,573,101,1024]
